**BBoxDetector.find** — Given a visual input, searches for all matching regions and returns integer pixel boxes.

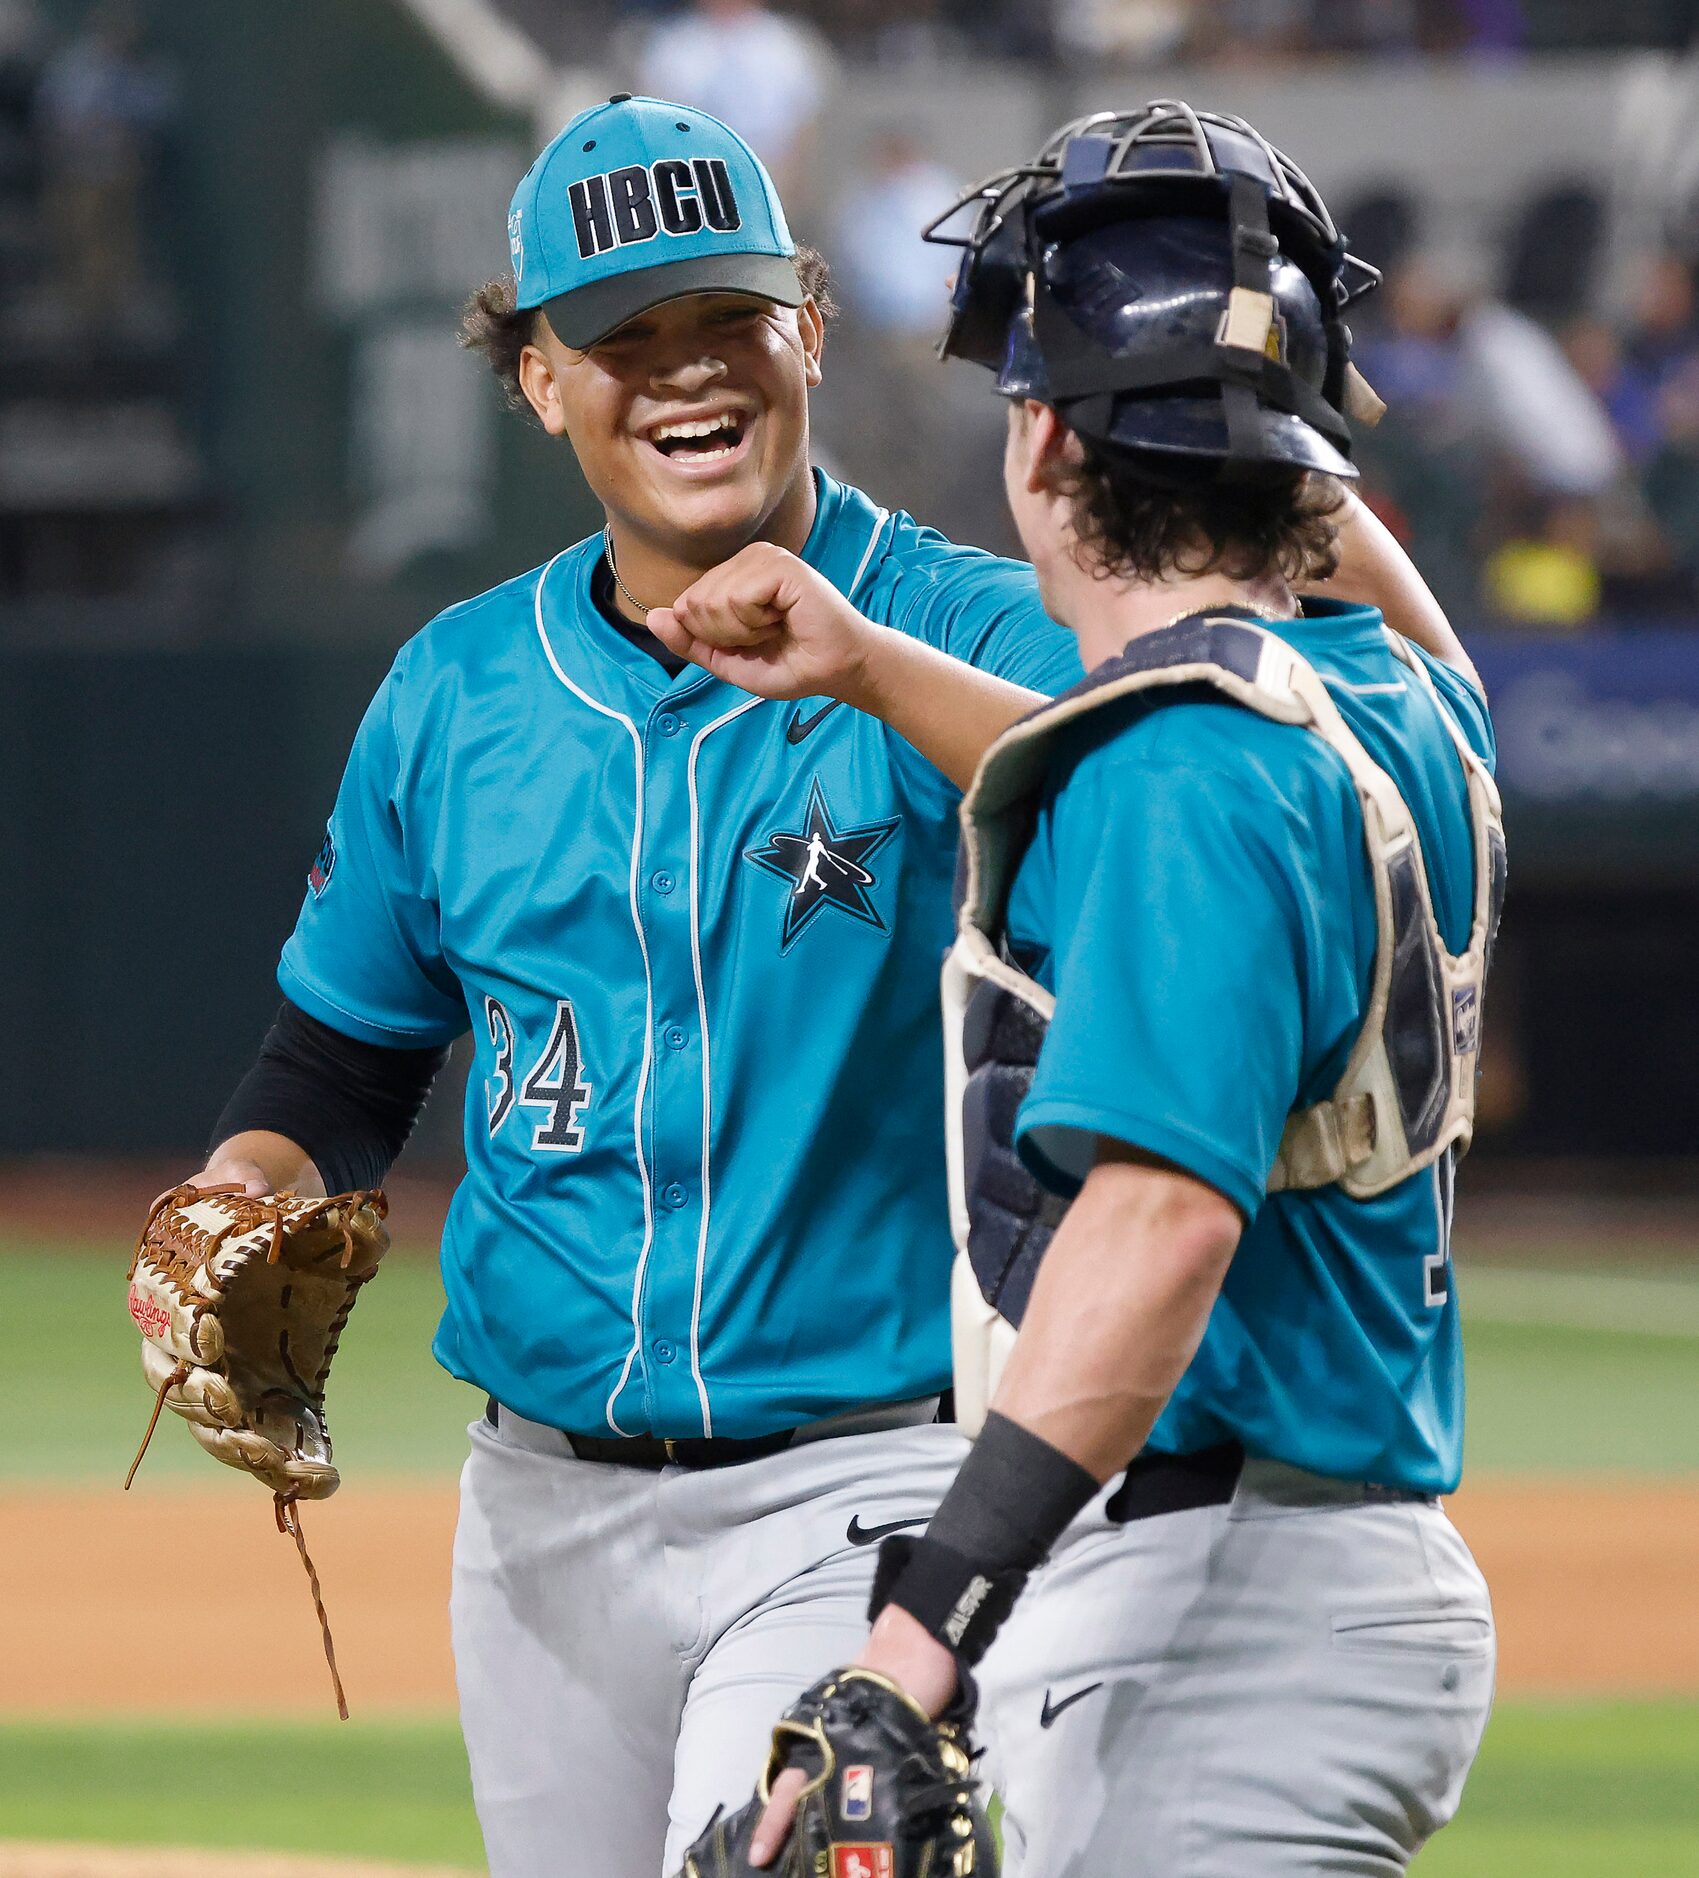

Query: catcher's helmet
[925,100,1382,484]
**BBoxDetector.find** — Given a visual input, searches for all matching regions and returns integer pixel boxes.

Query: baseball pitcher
[157,95,1084,1876]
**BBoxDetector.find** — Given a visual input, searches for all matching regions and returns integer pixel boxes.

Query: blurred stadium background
[1,0,1696,1873]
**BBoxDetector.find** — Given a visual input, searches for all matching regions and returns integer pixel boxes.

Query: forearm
[992,1147,1240,1481]
[208,1001,450,1195]
[840,626,1042,792]
[203,1128,327,1197]
[857,1149,1239,1713]
[1313,488,1480,689]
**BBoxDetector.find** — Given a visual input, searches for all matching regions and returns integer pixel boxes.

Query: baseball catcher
[124,1180,390,1714]
[719,99,1502,1875]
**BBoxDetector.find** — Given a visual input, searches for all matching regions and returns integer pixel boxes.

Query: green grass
[1416,1700,1699,1873]
[1,1239,479,1484]
[5,1702,1696,1874]
[1462,1316,1699,1474]
[0,1719,485,1866]
[7,1240,1695,1484]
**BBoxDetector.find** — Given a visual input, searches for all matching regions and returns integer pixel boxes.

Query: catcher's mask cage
[923,100,1384,484]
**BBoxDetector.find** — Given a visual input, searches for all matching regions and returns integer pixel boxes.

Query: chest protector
[945,615,1507,1435]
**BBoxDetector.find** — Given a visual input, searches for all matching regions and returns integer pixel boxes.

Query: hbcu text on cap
[569,159,742,261]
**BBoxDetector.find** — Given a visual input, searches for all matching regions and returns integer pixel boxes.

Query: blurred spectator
[1503,181,1607,324]
[1056,0,1194,63]
[36,0,176,330]
[1622,248,1699,389]
[1192,0,1313,59]
[1563,317,1662,463]
[1463,297,1623,497]
[830,130,961,340]
[1646,359,1699,599]
[638,0,830,209]
[1484,497,1603,626]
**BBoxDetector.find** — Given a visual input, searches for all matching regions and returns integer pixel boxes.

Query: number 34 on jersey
[484,996,593,1154]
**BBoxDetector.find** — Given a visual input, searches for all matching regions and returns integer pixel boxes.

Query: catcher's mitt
[123,1181,389,1715]
[676,1668,994,1878]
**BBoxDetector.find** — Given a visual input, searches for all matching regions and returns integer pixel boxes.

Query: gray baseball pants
[979,1458,1496,1876]
[450,1404,968,1877]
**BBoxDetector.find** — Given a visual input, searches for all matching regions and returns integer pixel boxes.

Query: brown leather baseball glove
[123,1182,389,1714]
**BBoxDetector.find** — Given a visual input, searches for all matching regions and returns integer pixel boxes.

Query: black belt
[484,1392,955,1472]
[1105,1441,1435,1523]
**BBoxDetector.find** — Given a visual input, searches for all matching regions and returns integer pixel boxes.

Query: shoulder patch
[308,827,336,899]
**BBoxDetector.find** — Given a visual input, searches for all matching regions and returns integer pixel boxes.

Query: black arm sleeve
[209,999,452,1194]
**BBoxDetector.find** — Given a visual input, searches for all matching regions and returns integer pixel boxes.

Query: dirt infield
[0,1850,477,1878]
[3,1476,1697,1714]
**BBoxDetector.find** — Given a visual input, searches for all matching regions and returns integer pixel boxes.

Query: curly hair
[460,245,837,415]
[1045,437,1346,587]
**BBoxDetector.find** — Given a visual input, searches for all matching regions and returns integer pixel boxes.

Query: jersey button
[652,870,676,894]
[656,714,681,736]
[663,1182,687,1208]
[652,1339,676,1364]
[664,1026,688,1050]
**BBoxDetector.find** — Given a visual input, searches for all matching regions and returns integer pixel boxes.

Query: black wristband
[869,1533,1026,1665]
[868,1411,1101,1665]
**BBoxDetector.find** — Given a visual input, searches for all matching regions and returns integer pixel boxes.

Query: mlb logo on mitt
[840,1765,873,1822]
[831,1847,893,1878]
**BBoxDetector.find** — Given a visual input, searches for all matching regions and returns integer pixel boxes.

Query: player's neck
[602,466,819,623]
[1066,567,1298,671]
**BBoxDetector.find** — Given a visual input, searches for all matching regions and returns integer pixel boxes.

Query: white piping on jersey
[531,552,657,1437]
[671,505,885,1433]
[847,504,892,601]
[1323,676,1408,697]
[684,696,765,1436]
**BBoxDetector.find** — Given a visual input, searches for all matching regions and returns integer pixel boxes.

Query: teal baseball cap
[507,93,802,349]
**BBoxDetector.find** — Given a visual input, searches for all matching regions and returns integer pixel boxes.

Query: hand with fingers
[674,1642,991,1878]
[647,542,885,706]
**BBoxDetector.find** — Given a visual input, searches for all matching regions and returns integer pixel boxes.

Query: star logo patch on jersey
[744,781,899,952]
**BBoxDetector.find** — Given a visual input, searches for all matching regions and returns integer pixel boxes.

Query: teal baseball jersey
[1004,600,1494,1494]
[280,472,1081,1439]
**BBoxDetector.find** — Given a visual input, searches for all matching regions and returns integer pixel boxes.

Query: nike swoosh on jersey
[846,1513,929,1546]
[1039,1682,1104,1729]
[787,700,845,744]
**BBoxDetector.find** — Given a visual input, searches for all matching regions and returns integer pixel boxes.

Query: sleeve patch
[307,827,337,899]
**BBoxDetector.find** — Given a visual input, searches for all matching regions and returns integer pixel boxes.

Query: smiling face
[519,289,824,569]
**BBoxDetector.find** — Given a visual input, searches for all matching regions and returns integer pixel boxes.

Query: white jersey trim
[685,696,764,1436]
[531,553,658,1437]
[846,504,892,602]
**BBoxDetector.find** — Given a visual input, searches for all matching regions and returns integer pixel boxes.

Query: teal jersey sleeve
[892,538,1084,696]
[278,658,467,1048]
[1016,729,1313,1221]
[1418,648,1497,775]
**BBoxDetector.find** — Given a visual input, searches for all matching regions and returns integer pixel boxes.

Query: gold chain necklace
[603,527,658,618]
[1158,597,1292,631]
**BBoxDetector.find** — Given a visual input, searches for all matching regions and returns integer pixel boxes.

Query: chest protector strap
[944,614,1506,1435]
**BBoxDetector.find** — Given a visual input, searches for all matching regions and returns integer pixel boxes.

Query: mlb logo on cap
[507,93,801,349]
